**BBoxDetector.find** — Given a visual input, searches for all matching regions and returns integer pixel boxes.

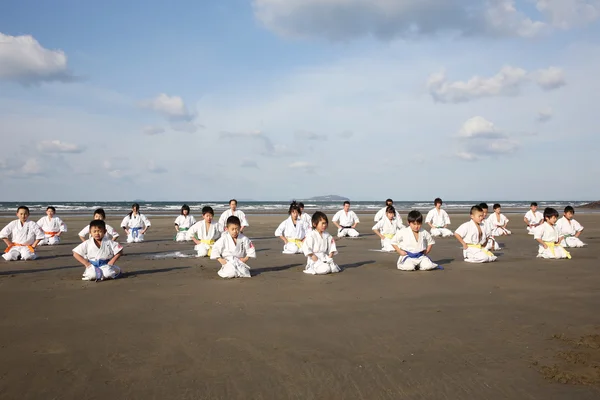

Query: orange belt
[44,231,60,237]
[5,243,35,253]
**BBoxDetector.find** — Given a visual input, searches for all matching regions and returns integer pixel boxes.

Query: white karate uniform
[189,221,221,257]
[525,210,544,234]
[489,213,511,236]
[425,208,453,237]
[36,216,67,245]
[332,210,360,238]
[174,215,197,242]
[0,220,45,261]
[454,220,497,263]
[299,212,312,232]
[121,213,151,243]
[73,237,123,281]
[374,207,402,222]
[391,228,437,271]
[301,230,341,275]
[218,210,249,231]
[210,232,256,278]
[555,217,586,248]
[275,217,307,254]
[483,216,501,251]
[534,222,571,259]
[372,217,404,252]
[78,224,119,241]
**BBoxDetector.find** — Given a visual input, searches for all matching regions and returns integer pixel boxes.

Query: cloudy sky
[1,0,599,201]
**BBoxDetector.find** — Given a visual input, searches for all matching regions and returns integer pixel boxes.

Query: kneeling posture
[302,211,341,275]
[454,205,497,263]
[556,206,586,248]
[211,216,256,278]
[391,210,437,271]
[372,205,404,252]
[275,202,306,254]
[489,203,511,236]
[37,206,67,245]
[73,220,123,281]
[189,206,221,257]
[332,201,360,238]
[535,207,571,259]
[1,206,44,261]
[425,198,453,237]
[121,203,151,243]
[174,204,196,242]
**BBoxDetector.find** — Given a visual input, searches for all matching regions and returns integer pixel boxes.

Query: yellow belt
[544,242,571,259]
[467,244,494,257]
[286,238,303,248]
[383,234,394,239]
[199,239,215,257]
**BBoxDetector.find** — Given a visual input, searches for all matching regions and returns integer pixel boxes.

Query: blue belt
[88,259,108,281]
[401,251,444,270]
[131,227,142,238]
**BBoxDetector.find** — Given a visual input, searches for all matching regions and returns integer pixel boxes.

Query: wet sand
[1,213,600,399]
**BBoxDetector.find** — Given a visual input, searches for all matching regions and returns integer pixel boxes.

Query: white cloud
[0,32,74,85]
[0,157,44,177]
[455,151,479,161]
[458,116,505,138]
[537,107,553,122]
[142,126,165,135]
[147,161,167,174]
[295,130,327,140]
[533,66,566,90]
[456,116,519,159]
[535,0,600,29]
[140,93,194,121]
[21,158,42,175]
[38,140,84,153]
[289,161,316,173]
[427,65,566,103]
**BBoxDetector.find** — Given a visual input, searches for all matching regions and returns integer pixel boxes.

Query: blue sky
[1,0,599,201]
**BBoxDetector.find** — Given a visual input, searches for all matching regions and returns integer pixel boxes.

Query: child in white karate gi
[524,202,544,235]
[1,206,45,261]
[218,199,249,233]
[372,205,404,252]
[480,203,500,251]
[332,201,360,238]
[189,206,221,257]
[391,210,438,271]
[301,211,341,275]
[121,203,151,243]
[174,204,196,242]
[211,216,256,278]
[73,220,123,281]
[298,202,312,232]
[374,199,401,222]
[275,202,306,254]
[489,203,511,236]
[37,206,67,245]
[454,205,497,263]
[556,206,586,248]
[78,208,119,241]
[425,198,453,237]
[535,207,571,259]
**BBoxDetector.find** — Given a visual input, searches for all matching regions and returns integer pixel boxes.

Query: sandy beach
[1,212,600,399]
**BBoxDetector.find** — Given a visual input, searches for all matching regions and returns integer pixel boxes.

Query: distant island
[300,195,350,201]
[581,201,600,209]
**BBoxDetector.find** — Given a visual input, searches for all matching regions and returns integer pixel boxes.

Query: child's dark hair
[226,216,241,227]
[202,206,214,216]
[493,203,501,210]
[298,202,305,209]
[17,205,30,214]
[311,211,328,228]
[89,219,106,231]
[128,203,140,218]
[288,201,301,215]
[385,198,393,205]
[386,205,396,215]
[407,210,423,224]
[434,198,442,205]
[479,202,489,210]
[564,206,575,214]
[470,205,483,214]
[544,207,559,220]
[530,202,538,207]
[46,206,56,212]
[343,201,351,206]
[181,204,190,215]
[94,208,106,219]
[229,199,237,205]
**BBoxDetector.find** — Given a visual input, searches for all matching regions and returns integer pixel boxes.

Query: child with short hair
[480,203,500,251]
[556,206,586,248]
[298,202,312,232]
[121,203,151,243]
[332,201,360,238]
[301,211,340,275]
[454,205,497,263]
[174,204,197,242]
[210,216,256,278]
[218,199,249,233]
[425,198,453,237]
[189,206,221,257]
[524,202,544,235]
[372,205,404,252]
[535,208,571,259]
[78,208,119,241]
[73,220,123,281]
[391,210,437,271]
[275,201,307,254]
[37,206,67,245]
[489,203,511,236]
[1,206,45,261]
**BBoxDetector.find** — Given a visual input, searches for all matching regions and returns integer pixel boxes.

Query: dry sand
[1,212,600,399]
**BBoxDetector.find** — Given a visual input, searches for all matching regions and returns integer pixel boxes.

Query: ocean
[0,200,592,217]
